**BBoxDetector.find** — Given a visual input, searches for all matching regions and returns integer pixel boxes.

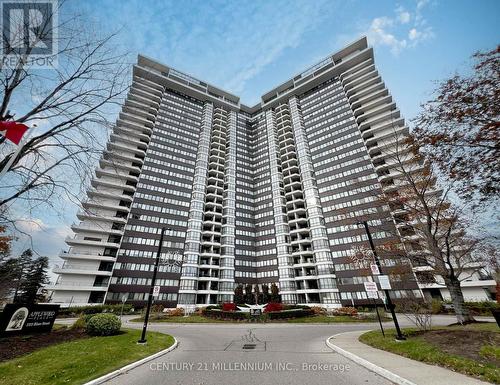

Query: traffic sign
[364,281,378,293]
[378,275,392,290]
[153,285,160,298]
[370,264,380,275]
[367,290,379,299]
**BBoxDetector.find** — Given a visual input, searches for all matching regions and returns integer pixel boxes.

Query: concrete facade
[48,37,493,308]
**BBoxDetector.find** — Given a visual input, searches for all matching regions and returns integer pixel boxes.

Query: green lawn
[286,314,389,323]
[0,329,174,385]
[131,315,229,323]
[359,323,500,384]
[130,314,387,323]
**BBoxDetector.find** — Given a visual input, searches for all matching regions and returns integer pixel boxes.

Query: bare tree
[400,293,433,331]
[0,2,129,225]
[413,46,499,206]
[377,131,491,323]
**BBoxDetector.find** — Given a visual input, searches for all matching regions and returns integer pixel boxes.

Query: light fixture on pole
[137,227,171,344]
[357,220,406,340]
[120,292,128,320]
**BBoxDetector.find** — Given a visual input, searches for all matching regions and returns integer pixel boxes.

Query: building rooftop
[136,36,371,115]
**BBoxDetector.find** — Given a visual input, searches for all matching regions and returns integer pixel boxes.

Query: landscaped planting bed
[359,322,500,384]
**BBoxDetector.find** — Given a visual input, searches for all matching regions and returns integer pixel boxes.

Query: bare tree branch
[0,4,131,226]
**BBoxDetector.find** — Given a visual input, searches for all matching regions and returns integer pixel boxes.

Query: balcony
[95,168,139,183]
[201,239,221,247]
[119,111,154,129]
[198,275,219,281]
[70,223,123,236]
[344,73,382,99]
[45,282,108,291]
[107,141,147,157]
[126,94,159,111]
[340,59,374,84]
[353,90,391,114]
[81,200,130,214]
[76,210,128,223]
[102,149,144,166]
[285,180,302,190]
[129,86,162,105]
[132,75,164,97]
[287,216,308,225]
[291,246,313,256]
[294,271,318,279]
[86,189,134,203]
[292,260,316,268]
[65,236,120,248]
[351,88,389,112]
[90,177,135,192]
[116,118,153,136]
[110,133,148,152]
[122,104,157,122]
[204,209,222,217]
[99,158,141,174]
[200,244,221,256]
[364,124,408,147]
[53,265,113,276]
[58,250,115,262]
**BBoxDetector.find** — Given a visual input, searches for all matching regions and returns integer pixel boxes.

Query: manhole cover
[224,338,266,352]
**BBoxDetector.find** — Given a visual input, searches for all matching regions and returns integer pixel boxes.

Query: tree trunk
[496,281,500,304]
[446,278,475,324]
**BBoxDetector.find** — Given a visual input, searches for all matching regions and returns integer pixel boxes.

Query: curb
[326,331,416,385]
[83,337,178,385]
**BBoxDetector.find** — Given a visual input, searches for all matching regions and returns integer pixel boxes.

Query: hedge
[71,314,97,330]
[439,301,498,316]
[58,304,133,317]
[266,308,314,319]
[202,307,315,321]
[85,313,122,336]
[464,301,498,316]
[202,309,249,320]
[288,305,311,310]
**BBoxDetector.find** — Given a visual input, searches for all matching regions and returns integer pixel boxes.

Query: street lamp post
[358,221,406,340]
[120,293,128,320]
[137,226,170,344]
[371,297,385,337]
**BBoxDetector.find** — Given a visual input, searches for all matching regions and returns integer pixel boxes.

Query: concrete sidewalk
[327,330,492,385]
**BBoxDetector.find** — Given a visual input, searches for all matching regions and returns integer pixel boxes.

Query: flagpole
[0,133,29,180]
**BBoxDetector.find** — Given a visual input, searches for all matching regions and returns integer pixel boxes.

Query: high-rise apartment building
[48,37,431,308]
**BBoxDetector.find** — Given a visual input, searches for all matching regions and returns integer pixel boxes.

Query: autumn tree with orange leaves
[0,225,12,259]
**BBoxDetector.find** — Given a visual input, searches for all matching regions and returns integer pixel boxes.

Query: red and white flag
[0,121,29,145]
[0,120,31,179]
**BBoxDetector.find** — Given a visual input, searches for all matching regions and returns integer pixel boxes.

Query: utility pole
[138,227,170,344]
[358,221,406,340]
